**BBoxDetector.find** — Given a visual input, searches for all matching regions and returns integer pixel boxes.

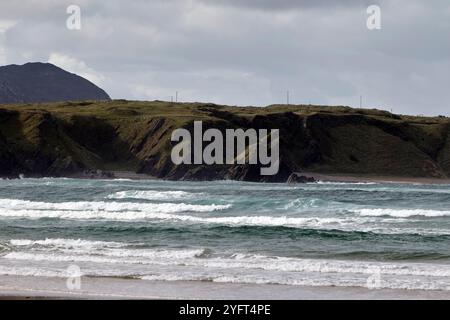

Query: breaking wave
[355,208,450,218]
[107,190,205,201]
[0,198,231,220]
[3,238,450,290]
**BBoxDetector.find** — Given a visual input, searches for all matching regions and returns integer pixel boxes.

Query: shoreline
[1,275,450,300]
[2,170,450,185]
[299,172,450,185]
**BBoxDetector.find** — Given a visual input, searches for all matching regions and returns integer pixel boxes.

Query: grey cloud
[0,0,450,115]
[198,0,372,11]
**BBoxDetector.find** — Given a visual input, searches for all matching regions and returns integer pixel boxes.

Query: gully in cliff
[171,121,280,176]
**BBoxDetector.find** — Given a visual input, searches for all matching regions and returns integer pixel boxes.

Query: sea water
[1,178,450,291]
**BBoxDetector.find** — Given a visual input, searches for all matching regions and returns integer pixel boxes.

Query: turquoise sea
[1,178,450,290]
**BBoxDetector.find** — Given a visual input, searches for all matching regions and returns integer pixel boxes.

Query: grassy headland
[1,100,450,182]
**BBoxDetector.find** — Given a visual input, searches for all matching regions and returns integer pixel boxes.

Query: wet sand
[1,275,449,300]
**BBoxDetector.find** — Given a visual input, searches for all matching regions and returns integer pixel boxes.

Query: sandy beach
[1,275,450,300]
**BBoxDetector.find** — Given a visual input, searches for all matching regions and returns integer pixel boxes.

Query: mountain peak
[0,62,110,104]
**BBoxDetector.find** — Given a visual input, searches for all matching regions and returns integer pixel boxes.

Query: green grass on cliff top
[1,99,448,125]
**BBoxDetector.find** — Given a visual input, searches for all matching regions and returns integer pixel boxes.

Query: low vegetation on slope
[0,100,449,181]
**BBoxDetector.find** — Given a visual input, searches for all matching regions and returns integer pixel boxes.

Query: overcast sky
[1,0,449,115]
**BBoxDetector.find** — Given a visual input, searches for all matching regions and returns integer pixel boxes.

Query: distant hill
[0,62,110,103]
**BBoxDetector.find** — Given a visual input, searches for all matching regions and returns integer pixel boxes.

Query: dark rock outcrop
[287,173,316,184]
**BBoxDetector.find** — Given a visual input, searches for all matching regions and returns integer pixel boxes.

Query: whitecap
[355,208,450,218]
[107,190,204,201]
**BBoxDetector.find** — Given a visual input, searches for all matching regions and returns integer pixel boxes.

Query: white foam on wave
[4,238,210,266]
[4,239,450,290]
[0,265,65,278]
[140,271,450,291]
[6,242,450,279]
[355,208,450,218]
[316,181,378,185]
[0,261,446,291]
[1,198,450,235]
[10,238,129,249]
[107,190,204,201]
[0,198,231,220]
[283,197,347,210]
[0,201,356,226]
[284,198,322,209]
[9,238,206,258]
[4,249,207,264]
[1,199,449,235]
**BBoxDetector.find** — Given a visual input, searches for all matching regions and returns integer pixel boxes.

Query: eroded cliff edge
[1,100,450,182]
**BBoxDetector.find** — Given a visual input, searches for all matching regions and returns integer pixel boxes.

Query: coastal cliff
[1,100,450,182]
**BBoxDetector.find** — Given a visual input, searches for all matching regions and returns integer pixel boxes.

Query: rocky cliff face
[0,62,110,103]
[0,100,449,181]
